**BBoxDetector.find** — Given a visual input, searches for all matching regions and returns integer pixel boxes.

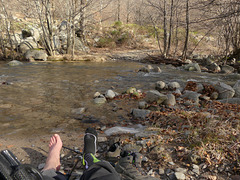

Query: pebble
[175,172,186,180]
[38,163,45,170]
[159,168,165,175]
[168,162,175,166]
[192,164,200,175]
[175,168,187,173]
[94,92,101,98]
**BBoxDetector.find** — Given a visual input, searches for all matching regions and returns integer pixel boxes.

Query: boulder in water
[7,60,23,66]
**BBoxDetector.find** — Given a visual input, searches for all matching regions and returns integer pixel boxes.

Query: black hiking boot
[83,128,100,169]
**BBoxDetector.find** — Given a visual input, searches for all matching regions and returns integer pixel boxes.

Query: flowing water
[0,61,239,137]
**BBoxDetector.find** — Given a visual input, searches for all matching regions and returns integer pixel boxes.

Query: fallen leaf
[6,145,14,149]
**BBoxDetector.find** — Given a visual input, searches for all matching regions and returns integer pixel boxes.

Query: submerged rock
[7,60,23,66]
[183,63,201,72]
[207,63,221,73]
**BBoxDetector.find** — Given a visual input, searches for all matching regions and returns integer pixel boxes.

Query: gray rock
[147,65,154,70]
[138,65,159,73]
[210,91,218,100]
[105,89,116,99]
[175,168,188,174]
[155,81,166,91]
[185,59,192,64]
[126,87,137,94]
[138,66,150,73]
[218,98,240,104]
[94,92,101,98]
[207,63,221,72]
[38,163,45,170]
[205,57,214,65]
[7,60,23,66]
[22,27,41,41]
[183,63,201,72]
[138,101,147,109]
[233,80,240,97]
[25,49,48,61]
[131,109,151,119]
[192,164,200,175]
[19,39,38,54]
[74,37,89,51]
[163,94,176,106]
[152,66,162,73]
[196,83,204,92]
[145,90,167,104]
[213,82,235,99]
[221,65,235,74]
[174,172,186,180]
[71,108,85,115]
[123,144,142,152]
[174,89,182,95]
[182,91,201,104]
[94,97,107,104]
[168,82,181,90]
[168,162,175,165]
[159,168,165,175]
[135,131,158,138]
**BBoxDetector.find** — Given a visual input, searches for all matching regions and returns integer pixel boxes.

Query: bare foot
[43,134,62,171]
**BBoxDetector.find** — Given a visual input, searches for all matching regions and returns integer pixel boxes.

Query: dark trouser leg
[80,161,121,180]
[42,169,67,180]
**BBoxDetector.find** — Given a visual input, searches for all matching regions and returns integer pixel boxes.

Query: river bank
[1,52,240,179]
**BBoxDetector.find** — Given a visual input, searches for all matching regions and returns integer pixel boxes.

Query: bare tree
[34,0,55,56]
[182,0,189,60]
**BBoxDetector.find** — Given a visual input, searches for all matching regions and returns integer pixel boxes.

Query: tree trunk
[166,0,174,56]
[182,0,189,60]
[117,0,120,21]
[163,0,167,57]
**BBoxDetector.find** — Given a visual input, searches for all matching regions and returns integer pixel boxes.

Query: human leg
[81,128,120,180]
[41,134,66,180]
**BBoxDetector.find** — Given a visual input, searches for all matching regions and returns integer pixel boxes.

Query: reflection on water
[0,61,239,137]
